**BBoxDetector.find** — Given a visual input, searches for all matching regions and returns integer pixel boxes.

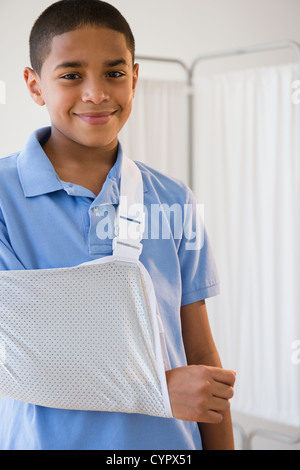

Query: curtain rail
[190,40,300,78]
[137,40,300,80]
[135,55,190,75]
[247,428,300,450]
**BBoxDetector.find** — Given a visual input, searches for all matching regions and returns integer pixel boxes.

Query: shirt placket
[88,203,116,255]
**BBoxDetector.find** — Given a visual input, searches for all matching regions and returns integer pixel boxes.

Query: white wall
[112,0,300,72]
[1,0,300,156]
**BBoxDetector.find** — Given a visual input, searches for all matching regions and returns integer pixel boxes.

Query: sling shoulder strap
[113,155,145,261]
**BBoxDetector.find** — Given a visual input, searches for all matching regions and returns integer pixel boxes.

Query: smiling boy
[0,0,235,450]
[25,17,139,196]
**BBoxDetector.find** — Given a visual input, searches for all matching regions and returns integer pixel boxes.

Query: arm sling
[0,156,173,418]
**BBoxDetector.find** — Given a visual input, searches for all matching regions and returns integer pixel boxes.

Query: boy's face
[24,26,139,152]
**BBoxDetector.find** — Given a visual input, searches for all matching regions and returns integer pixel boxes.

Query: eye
[107,71,125,78]
[61,73,81,80]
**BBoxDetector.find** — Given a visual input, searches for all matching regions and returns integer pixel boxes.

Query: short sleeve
[178,188,220,306]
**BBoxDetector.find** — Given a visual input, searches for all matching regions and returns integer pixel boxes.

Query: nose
[81,77,110,104]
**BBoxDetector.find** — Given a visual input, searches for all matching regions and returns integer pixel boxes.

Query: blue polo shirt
[0,127,219,450]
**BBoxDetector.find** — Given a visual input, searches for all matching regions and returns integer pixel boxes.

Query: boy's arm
[166,300,235,450]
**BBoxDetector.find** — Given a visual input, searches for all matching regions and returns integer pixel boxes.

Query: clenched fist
[166,365,236,423]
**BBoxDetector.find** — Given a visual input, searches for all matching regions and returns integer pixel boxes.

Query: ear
[24,67,45,106]
[132,63,139,97]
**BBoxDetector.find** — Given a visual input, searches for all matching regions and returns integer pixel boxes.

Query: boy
[0,0,235,450]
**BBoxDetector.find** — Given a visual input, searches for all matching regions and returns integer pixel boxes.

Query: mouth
[74,110,117,126]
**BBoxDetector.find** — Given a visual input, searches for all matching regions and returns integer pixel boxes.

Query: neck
[42,128,119,195]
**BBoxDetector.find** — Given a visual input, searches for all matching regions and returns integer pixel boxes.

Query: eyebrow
[54,61,88,71]
[54,58,129,71]
[104,59,129,67]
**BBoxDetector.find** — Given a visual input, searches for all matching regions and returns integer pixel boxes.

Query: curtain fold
[119,79,189,185]
[193,63,300,427]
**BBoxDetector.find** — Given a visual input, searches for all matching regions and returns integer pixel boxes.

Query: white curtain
[193,63,300,427]
[119,79,189,185]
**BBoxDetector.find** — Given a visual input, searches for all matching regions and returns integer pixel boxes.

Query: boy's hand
[166,365,236,423]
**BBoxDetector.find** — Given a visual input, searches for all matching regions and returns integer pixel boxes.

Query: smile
[74,111,117,126]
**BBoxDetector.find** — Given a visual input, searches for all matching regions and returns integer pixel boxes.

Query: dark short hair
[29,0,135,76]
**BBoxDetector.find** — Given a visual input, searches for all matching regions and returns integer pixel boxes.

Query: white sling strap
[113,155,145,261]
[0,156,173,419]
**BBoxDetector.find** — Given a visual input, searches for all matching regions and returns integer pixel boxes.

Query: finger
[204,409,223,424]
[210,367,236,386]
[212,381,234,400]
[209,396,231,413]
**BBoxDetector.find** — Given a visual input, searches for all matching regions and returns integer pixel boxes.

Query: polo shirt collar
[17,127,147,203]
[18,127,63,198]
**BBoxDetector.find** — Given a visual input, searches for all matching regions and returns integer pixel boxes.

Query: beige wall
[0,0,300,156]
